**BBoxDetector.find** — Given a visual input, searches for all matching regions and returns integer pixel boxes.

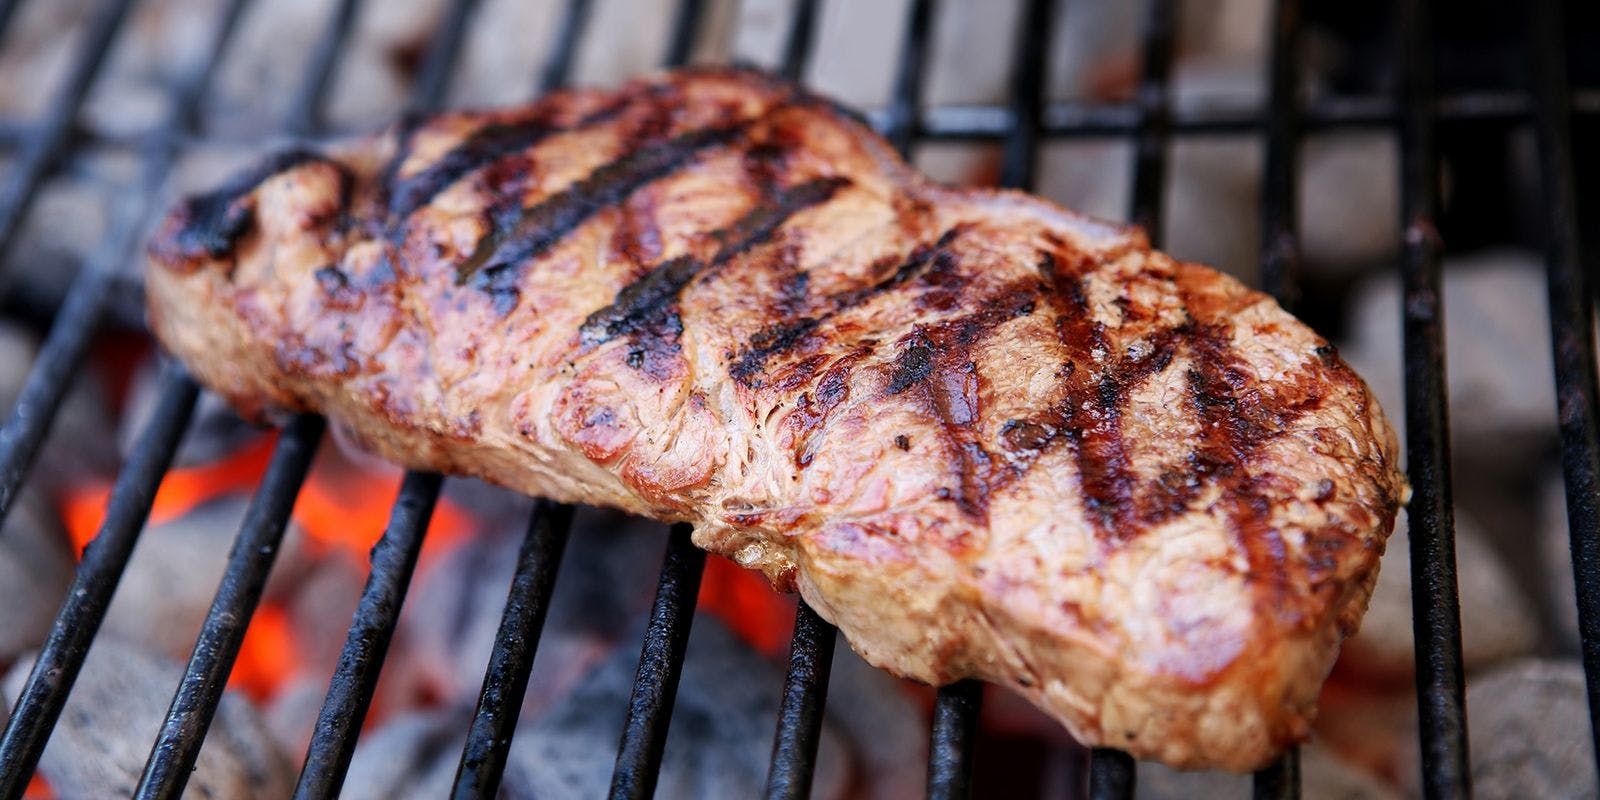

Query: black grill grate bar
[764,600,838,800]
[884,0,934,158]
[282,0,365,139]
[609,522,708,800]
[1396,0,1470,796]
[1088,749,1137,800]
[779,0,819,84]
[290,3,484,791]
[451,500,575,799]
[135,414,325,799]
[1251,2,1306,795]
[0,0,136,272]
[758,2,843,794]
[664,0,705,70]
[1529,0,1600,772]
[911,88,1600,141]
[535,0,594,95]
[0,364,199,796]
[0,0,251,533]
[998,0,1053,192]
[927,679,983,800]
[444,6,602,793]
[1257,0,1303,313]
[929,0,1056,794]
[0,0,23,46]
[406,0,483,116]
[1089,1,1175,796]
[103,0,367,787]
[1126,0,1175,237]
[292,470,446,799]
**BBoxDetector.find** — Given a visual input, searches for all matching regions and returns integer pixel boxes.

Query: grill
[0,0,1593,797]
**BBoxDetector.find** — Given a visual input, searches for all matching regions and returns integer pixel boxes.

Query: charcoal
[1343,509,1538,677]
[3,638,293,799]
[500,615,849,800]
[387,505,665,716]
[1416,659,1597,800]
[340,709,467,800]
[0,486,72,662]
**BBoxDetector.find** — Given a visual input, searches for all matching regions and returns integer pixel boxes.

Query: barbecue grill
[0,0,1593,797]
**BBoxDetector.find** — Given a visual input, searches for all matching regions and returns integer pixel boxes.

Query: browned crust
[144,66,1404,771]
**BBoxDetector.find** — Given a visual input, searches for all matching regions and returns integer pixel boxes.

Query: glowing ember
[697,555,795,658]
[228,603,298,702]
[54,431,474,703]
[23,774,53,800]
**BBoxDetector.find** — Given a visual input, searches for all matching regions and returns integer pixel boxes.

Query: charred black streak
[385,95,639,229]
[456,123,752,299]
[580,175,852,367]
[171,149,342,259]
[728,225,969,388]
[885,329,935,394]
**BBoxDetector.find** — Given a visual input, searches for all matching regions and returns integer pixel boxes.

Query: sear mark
[728,225,970,387]
[580,176,853,369]
[456,123,751,294]
[886,328,935,394]
[167,150,343,260]
[385,93,640,228]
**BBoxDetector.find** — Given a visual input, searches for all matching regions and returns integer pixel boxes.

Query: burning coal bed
[0,336,934,799]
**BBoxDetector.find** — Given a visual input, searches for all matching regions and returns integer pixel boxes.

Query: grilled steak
[145,67,1404,771]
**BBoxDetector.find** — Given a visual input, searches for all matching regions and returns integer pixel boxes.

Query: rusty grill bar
[0,0,1591,798]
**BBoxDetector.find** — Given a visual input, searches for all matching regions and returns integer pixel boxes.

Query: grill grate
[0,0,1591,798]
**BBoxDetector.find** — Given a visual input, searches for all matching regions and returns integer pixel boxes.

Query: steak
[145,67,1405,771]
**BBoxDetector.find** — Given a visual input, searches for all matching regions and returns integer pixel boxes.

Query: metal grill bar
[0,365,198,795]
[123,2,383,795]
[406,0,482,115]
[292,471,446,798]
[753,4,846,795]
[1529,0,1600,771]
[664,0,705,70]
[764,601,837,800]
[283,0,364,139]
[288,2,483,794]
[998,0,1052,192]
[884,0,933,158]
[1126,0,1175,236]
[135,414,324,799]
[1396,1,1470,796]
[0,0,135,268]
[609,522,707,800]
[0,0,23,46]
[927,679,982,800]
[912,88,1600,141]
[1088,750,1137,800]
[442,4,603,794]
[778,0,819,83]
[929,0,1055,793]
[1257,0,1302,312]
[451,500,574,798]
[1088,1,1175,795]
[537,0,594,95]
[1252,1,1306,796]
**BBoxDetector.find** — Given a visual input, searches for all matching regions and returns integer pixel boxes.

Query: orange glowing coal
[23,773,52,799]
[697,554,797,659]
[55,431,473,702]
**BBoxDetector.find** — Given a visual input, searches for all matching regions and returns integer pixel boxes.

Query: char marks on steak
[145,67,1404,771]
